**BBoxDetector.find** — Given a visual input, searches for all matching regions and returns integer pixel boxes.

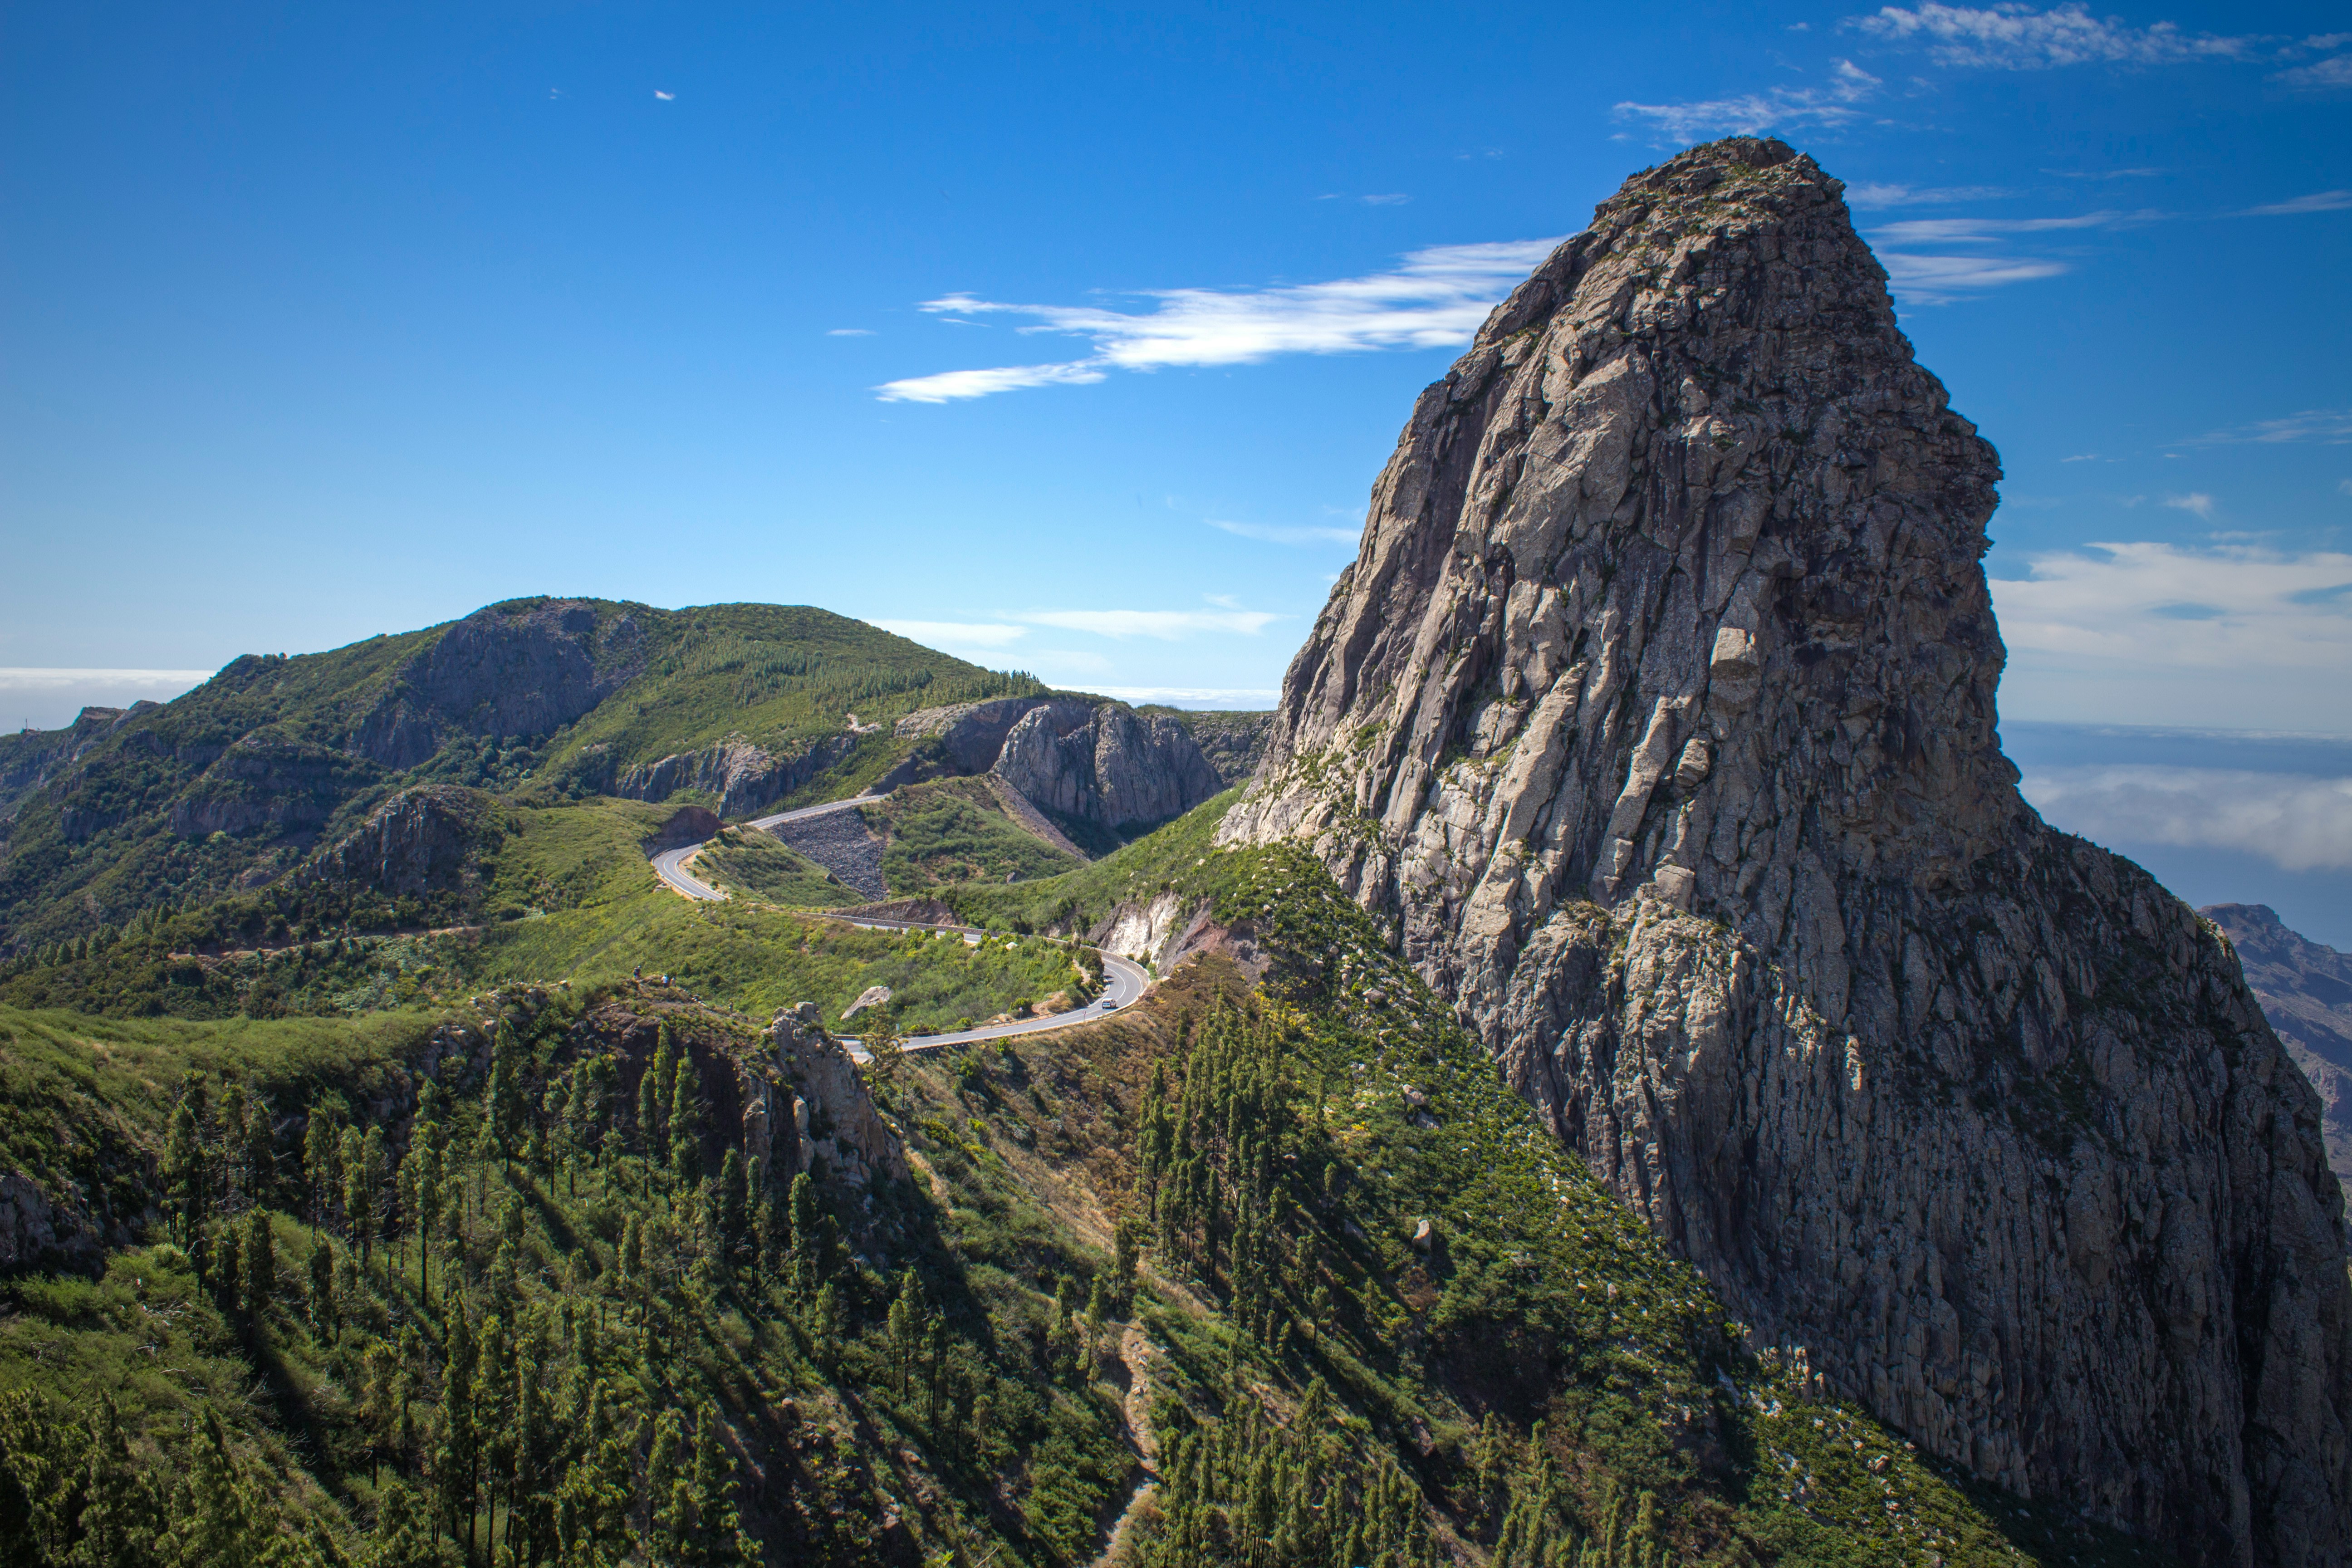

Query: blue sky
[4,2,2348,937]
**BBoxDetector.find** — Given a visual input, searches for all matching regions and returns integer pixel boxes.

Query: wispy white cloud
[1847,4,2259,69]
[2273,54,2352,88]
[1868,208,2156,244]
[877,361,1108,404]
[1015,608,1282,639]
[2340,479,2352,497]
[2244,189,2352,216]
[1876,251,2069,303]
[1990,541,2352,674]
[872,620,1029,648]
[654,90,675,101]
[2048,166,2163,179]
[2163,492,2216,519]
[826,328,874,337]
[2021,765,2352,872]
[875,238,1562,402]
[1208,519,1360,547]
[1319,193,1412,206]
[1846,181,2014,207]
[2188,408,2352,446]
[1613,59,1881,141]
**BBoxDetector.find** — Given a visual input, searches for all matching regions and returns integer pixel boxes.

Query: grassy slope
[856,779,1084,897]
[0,793,1076,1034]
[693,829,860,907]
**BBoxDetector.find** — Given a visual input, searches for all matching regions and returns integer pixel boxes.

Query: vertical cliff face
[1220,137,2351,1566]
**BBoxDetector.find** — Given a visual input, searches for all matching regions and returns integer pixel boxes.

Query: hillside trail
[1090,1321,1162,1568]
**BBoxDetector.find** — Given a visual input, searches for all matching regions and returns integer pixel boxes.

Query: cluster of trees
[1143,1379,1436,1568]
[1136,1006,1333,1355]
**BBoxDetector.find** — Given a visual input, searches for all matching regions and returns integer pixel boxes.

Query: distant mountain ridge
[2204,902,2352,1189]
[0,597,1130,952]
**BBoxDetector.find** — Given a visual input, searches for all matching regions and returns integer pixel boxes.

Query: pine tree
[641,1029,675,1167]
[309,1238,338,1343]
[717,1148,747,1269]
[303,1108,340,1237]
[240,1207,274,1327]
[669,1060,701,1185]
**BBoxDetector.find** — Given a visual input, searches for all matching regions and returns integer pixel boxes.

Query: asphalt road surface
[645,791,1150,1055]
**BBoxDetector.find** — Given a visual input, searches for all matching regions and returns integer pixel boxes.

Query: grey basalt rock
[1220,137,2351,1565]
[356,598,645,768]
[993,701,1223,829]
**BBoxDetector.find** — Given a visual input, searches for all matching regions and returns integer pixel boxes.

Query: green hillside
[0,800,2162,1568]
[0,598,1041,955]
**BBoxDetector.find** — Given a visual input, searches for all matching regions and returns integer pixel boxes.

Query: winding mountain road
[646,789,1149,1055]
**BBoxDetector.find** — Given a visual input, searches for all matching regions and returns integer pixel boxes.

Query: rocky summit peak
[1224,137,2351,1565]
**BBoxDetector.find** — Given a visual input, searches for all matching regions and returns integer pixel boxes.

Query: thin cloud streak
[2188,408,2352,446]
[1877,251,2068,303]
[1848,4,2258,69]
[1613,60,1880,141]
[872,620,1029,648]
[1847,182,2015,207]
[1868,208,2156,244]
[875,238,1563,402]
[1208,519,1360,547]
[2244,190,2352,216]
[1015,608,1281,639]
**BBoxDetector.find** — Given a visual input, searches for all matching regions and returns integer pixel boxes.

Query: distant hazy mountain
[2204,902,2352,1190]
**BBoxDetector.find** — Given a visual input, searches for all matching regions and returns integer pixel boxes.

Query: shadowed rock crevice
[1221,136,2351,1568]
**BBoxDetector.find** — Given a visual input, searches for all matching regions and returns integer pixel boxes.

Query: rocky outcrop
[356,598,646,768]
[612,732,858,817]
[168,733,377,839]
[302,785,502,903]
[761,1002,908,1187]
[1167,710,1277,787]
[994,702,1223,830]
[2206,903,2352,1191]
[0,1170,103,1273]
[1221,137,2351,1566]
[894,696,1225,832]
[897,696,1081,772]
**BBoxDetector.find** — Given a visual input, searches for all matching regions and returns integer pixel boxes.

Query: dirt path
[1091,1322,1163,1568]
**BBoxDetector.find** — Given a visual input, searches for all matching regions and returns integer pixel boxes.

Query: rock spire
[1221,138,2350,1565]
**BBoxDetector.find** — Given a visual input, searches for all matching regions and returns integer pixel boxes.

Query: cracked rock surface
[1220,137,2350,1567]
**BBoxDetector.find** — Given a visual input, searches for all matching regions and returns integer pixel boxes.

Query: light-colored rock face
[994,702,1224,829]
[2205,902,2352,1190]
[894,695,1224,831]
[1221,137,2351,1567]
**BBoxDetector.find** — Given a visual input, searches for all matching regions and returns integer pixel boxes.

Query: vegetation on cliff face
[0,813,2165,1566]
[854,778,1084,896]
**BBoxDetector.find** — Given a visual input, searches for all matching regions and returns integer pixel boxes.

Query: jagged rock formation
[896,696,1225,833]
[166,733,376,839]
[356,598,646,768]
[2206,903,2352,1190]
[994,702,1223,829]
[1221,138,2352,1566]
[1166,709,1278,787]
[608,732,859,818]
[300,785,502,903]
